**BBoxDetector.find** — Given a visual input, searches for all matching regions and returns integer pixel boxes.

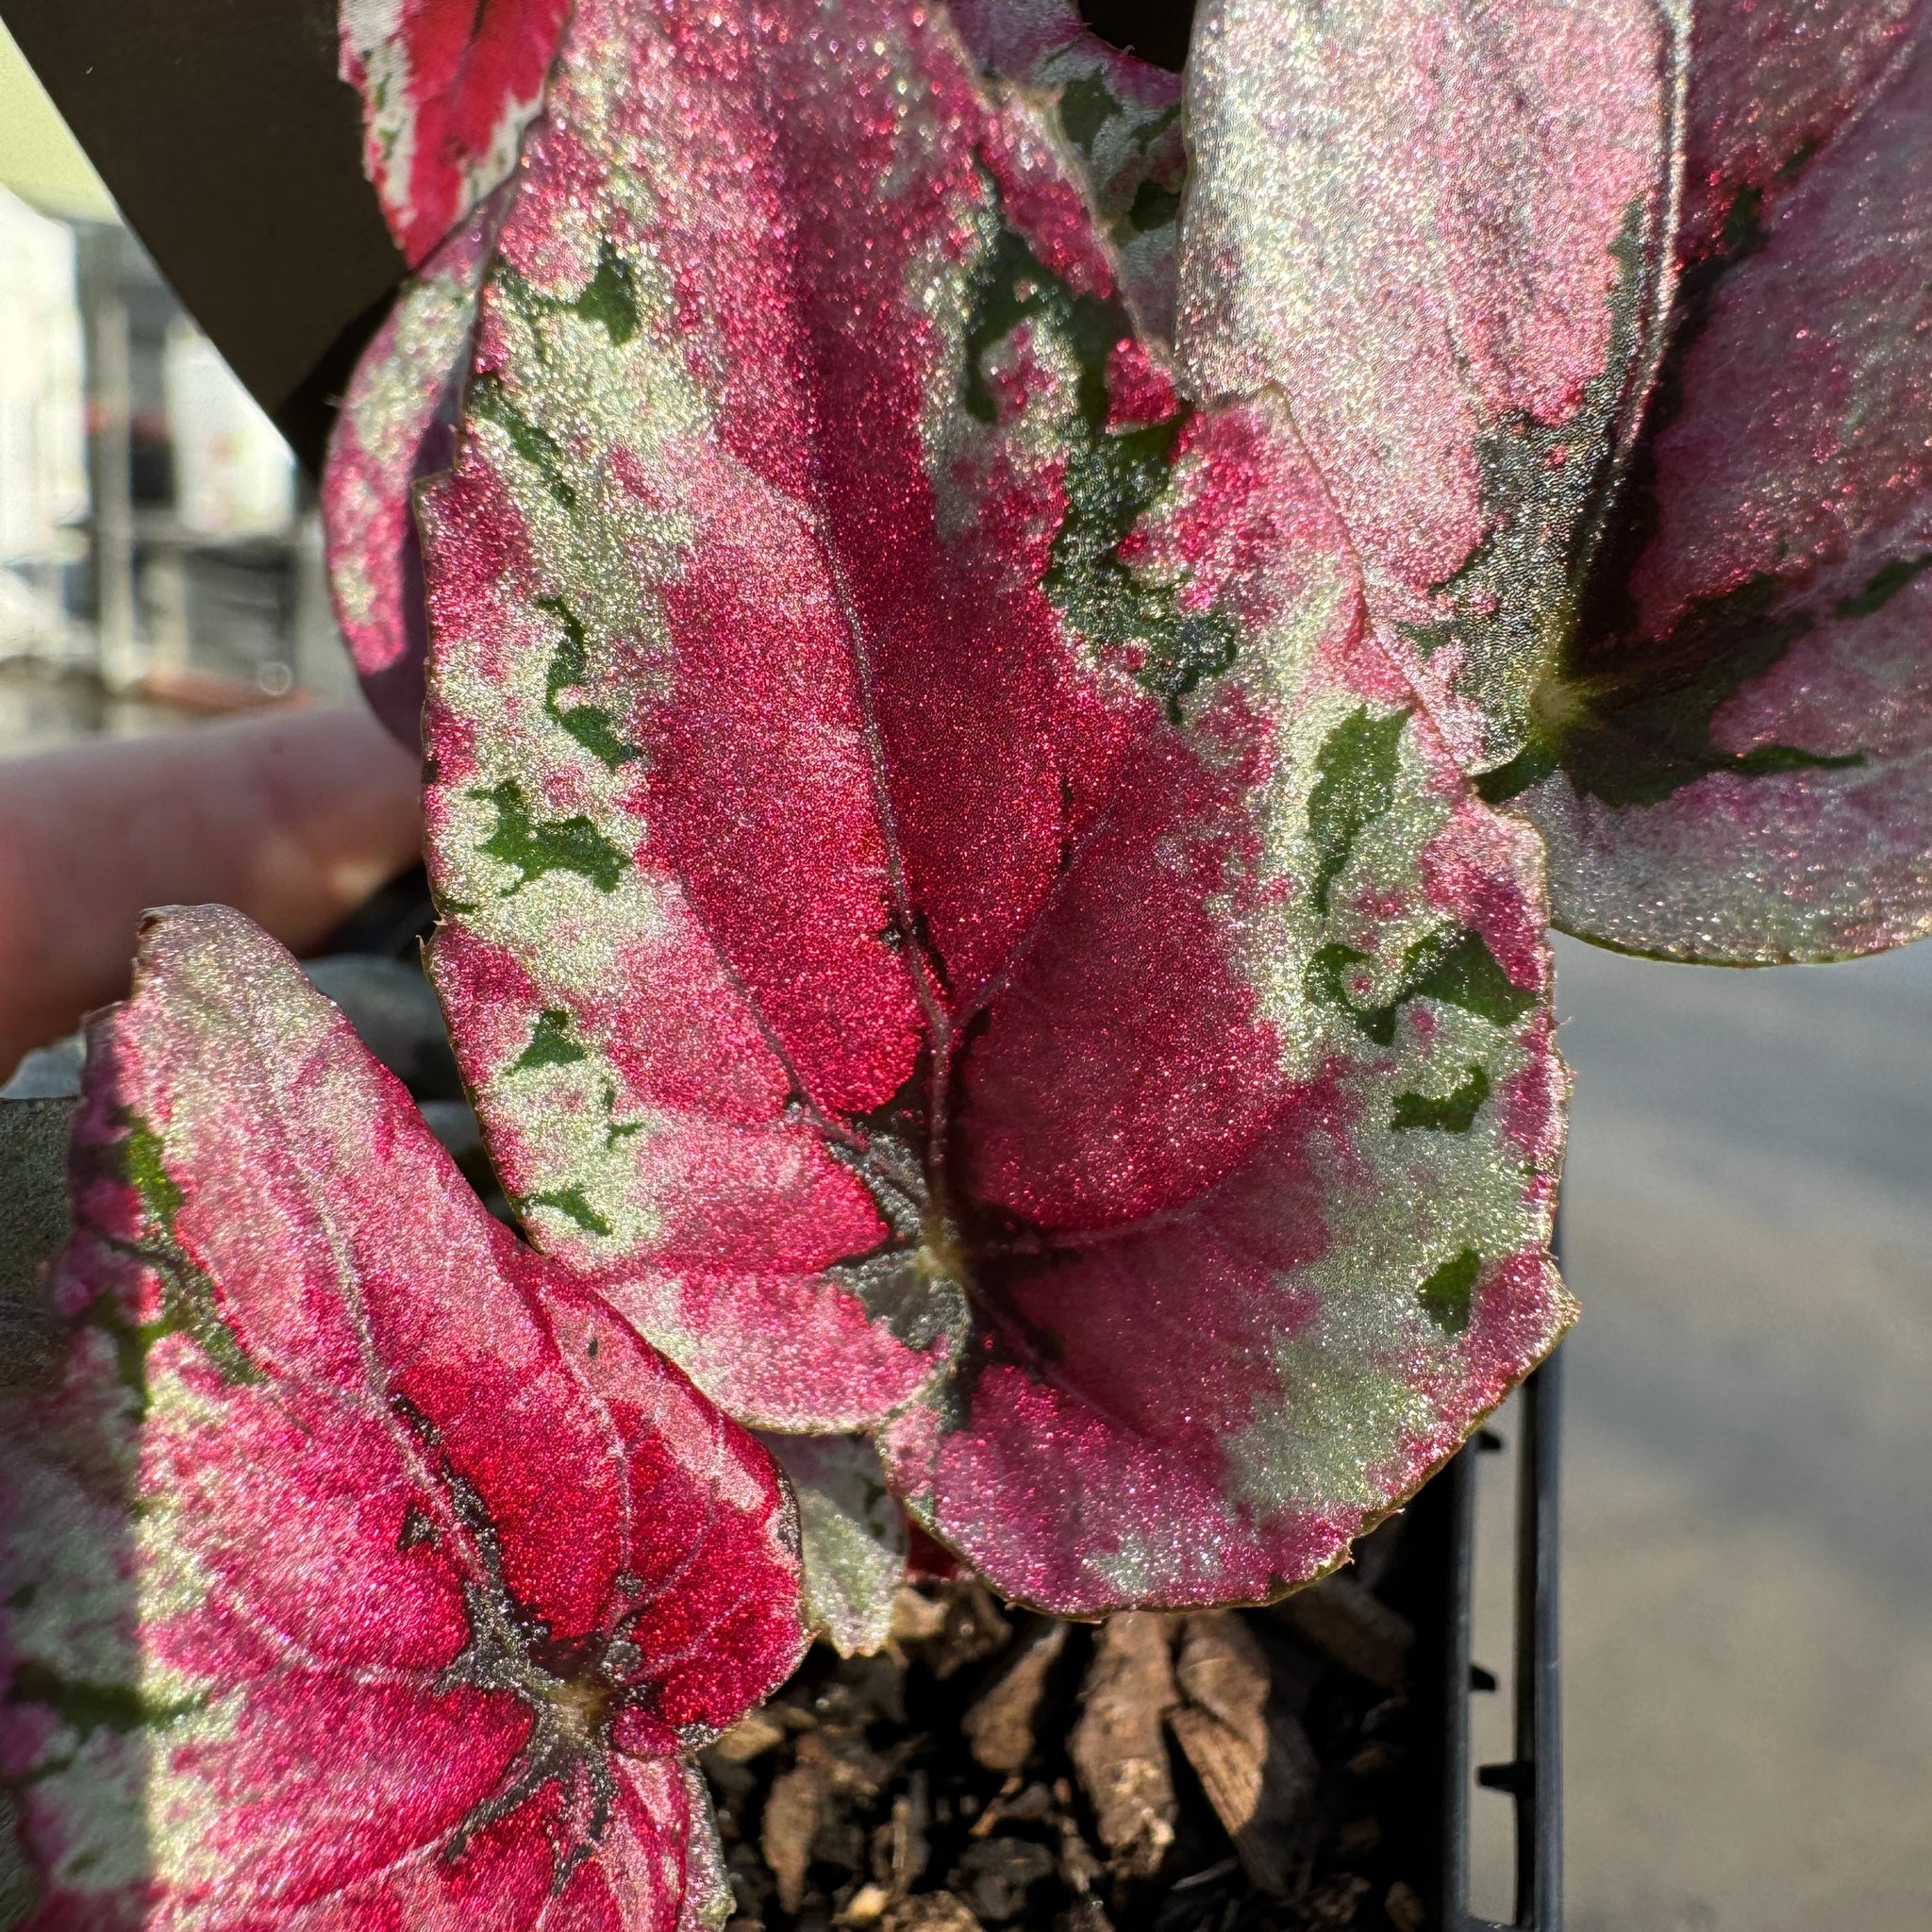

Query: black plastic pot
[1441,1351,1564,1931]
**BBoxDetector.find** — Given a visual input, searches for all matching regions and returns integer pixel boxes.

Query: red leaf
[418,0,1569,1612]
[0,907,805,1928]
[340,0,574,265]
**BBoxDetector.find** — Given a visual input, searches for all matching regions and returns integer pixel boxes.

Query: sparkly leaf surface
[324,204,496,749]
[1178,0,1932,961]
[339,0,573,265]
[0,907,806,1929]
[759,1434,907,1658]
[1176,0,1685,773]
[1505,0,1932,960]
[952,0,1186,343]
[422,0,1569,1615]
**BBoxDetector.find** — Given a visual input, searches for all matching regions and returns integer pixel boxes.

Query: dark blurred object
[301,955,461,1101]
[1077,0,1196,70]
[0,1098,74,1389]
[1440,1356,1565,1932]
[0,0,404,474]
[315,861,437,963]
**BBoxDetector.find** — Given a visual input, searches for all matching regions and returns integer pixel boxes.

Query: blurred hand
[0,704,423,1075]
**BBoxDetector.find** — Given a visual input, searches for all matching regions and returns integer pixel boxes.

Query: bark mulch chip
[702,1512,1439,1932]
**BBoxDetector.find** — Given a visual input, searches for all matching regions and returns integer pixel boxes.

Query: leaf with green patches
[1307,708,1411,916]
[1179,0,1932,961]
[1177,0,1685,773]
[472,779,628,892]
[339,0,573,265]
[1418,1250,1483,1335]
[1392,1067,1491,1133]
[514,1008,590,1071]
[0,907,806,1929]
[540,596,644,768]
[1515,5,1932,960]
[951,0,1188,343]
[418,0,1568,1616]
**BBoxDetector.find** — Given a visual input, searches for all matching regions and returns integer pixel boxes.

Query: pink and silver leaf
[1178,0,1932,961]
[339,0,573,265]
[952,0,1187,344]
[324,202,498,749]
[421,0,1570,1615]
[1176,0,1687,775]
[0,905,805,1930]
[1496,0,1932,960]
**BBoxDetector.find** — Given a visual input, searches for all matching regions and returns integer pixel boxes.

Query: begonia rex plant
[4,0,1930,1923]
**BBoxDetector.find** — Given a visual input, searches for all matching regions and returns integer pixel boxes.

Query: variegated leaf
[758,1434,907,1657]
[1176,0,1686,774]
[953,0,1186,344]
[340,0,573,265]
[0,907,805,1930]
[324,202,498,749]
[1675,0,1916,255]
[1493,0,1932,960]
[421,0,1569,1614]
[1179,0,1932,962]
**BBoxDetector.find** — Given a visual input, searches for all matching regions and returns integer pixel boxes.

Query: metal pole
[76,222,137,692]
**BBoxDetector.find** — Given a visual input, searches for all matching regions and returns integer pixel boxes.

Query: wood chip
[796,1724,897,1803]
[1058,1902,1114,1932]
[1272,1575,1414,1689]
[881,1893,980,1932]
[709,1706,789,1763]
[1306,1873,1373,1924]
[929,1582,1012,1681]
[841,1881,893,1925]
[886,1771,930,1896]
[1167,1612,1316,1898]
[890,1586,950,1648]
[761,1762,827,1915]
[1385,1879,1426,1932]
[1068,1611,1177,1879]
[963,1618,1068,1773]
[951,1838,1056,1924]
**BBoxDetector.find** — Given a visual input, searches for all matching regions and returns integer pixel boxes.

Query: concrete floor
[1543,933,1932,1927]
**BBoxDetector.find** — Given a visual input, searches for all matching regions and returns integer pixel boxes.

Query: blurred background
[0,19,357,761]
[1465,936,1932,1927]
[2,14,1928,1927]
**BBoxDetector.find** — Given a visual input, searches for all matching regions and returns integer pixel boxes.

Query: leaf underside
[420,0,1569,1616]
[0,907,805,1931]
[758,1432,908,1657]
[1177,0,1932,963]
